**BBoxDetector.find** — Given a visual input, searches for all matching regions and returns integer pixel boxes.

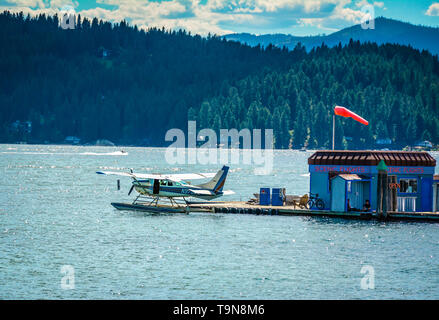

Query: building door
[421,177,433,212]
[348,181,363,210]
[330,178,346,212]
[153,179,160,195]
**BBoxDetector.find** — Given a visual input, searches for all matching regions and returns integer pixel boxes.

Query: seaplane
[96,166,234,212]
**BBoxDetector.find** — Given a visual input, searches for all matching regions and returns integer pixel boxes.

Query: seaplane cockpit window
[160,180,166,186]
[168,181,173,186]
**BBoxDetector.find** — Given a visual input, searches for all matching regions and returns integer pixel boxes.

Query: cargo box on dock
[259,188,270,205]
[271,188,285,206]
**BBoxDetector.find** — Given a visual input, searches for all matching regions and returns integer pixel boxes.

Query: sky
[0,0,438,36]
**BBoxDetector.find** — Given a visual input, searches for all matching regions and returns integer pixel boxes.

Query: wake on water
[2,151,128,156]
[80,151,128,156]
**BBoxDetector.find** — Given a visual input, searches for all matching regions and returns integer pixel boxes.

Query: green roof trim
[377,160,388,171]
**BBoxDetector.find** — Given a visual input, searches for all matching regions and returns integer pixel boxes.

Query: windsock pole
[332,115,335,150]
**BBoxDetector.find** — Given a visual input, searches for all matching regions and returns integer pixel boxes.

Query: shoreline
[1,142,438,152]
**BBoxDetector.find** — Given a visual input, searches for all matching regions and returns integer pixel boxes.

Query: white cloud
[4,0,80,9]
[50,0,79,9]
[426,3,439,16]
[355,0,385,9]
[78,0,234,34]
[81,1,186,23]
[4,0,46,8]
[208,0,330,12]
[298,0,376,32]
[0,0,390,35]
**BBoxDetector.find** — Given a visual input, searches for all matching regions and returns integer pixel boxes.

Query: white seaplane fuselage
[97,165,233,202]
[132,178,226,200]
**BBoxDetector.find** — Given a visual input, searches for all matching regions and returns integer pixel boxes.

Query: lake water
[1,144,438,299]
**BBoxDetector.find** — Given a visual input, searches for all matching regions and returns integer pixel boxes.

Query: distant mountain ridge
[1,12,438,148]
[224,17,439,55]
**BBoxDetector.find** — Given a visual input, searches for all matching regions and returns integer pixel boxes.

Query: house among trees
[10,120,32,134]
[97,46,111,58]
[414,140,433,150]
[376,138,392,145]
[64,136,81,144]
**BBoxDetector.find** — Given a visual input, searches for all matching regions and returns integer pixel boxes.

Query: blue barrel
[259,188,270,205]
[271,188,284,206]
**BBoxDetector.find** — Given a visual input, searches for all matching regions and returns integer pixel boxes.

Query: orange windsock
[334,106,368,125]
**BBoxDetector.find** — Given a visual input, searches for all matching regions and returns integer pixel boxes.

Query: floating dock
[188,201,439,222]
[109,150,439,222]
[111,201,439,222]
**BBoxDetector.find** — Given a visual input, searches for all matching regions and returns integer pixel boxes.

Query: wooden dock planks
[187,201,439,222]
[109,201,439,222]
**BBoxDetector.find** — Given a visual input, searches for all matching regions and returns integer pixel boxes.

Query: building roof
[308,150,436,167]
[434,175,439,181]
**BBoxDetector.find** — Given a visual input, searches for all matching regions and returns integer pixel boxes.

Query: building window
[399,179,417,193]
[397,197,416,212]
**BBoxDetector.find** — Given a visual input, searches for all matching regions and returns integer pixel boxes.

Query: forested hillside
[1,11,439,149]
[196,42,439,149]
[0,11,294,145]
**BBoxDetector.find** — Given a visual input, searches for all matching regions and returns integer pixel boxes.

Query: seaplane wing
[96,171,135,178]
[96,170,216,181]
[162,173,217,180]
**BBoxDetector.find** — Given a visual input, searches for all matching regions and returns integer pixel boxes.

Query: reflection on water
[0,144,438,299]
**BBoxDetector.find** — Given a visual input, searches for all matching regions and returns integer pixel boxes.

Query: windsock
[334,106,368,125]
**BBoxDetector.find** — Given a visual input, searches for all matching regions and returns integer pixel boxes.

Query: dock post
[377,160,388,219]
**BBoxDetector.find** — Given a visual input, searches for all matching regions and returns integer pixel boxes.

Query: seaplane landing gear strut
[132,195,186,208]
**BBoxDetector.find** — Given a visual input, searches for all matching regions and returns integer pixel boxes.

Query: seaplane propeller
[128,184,135,196]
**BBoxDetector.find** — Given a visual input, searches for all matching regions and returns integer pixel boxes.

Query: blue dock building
[308,151,437,213]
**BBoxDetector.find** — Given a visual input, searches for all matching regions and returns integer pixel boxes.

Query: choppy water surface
[0,144,438,299]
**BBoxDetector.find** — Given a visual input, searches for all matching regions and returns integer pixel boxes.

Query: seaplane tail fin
[196,166,229,193]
